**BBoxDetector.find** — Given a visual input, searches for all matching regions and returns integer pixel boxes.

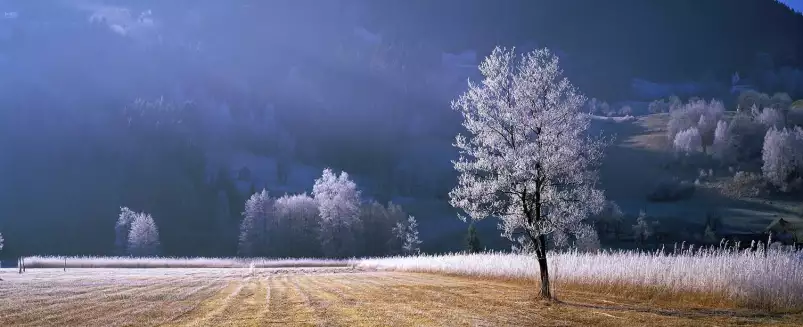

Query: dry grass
[359,250,803,312]
[1,267,802,326]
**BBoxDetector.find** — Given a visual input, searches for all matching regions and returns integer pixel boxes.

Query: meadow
[2,247,803,326]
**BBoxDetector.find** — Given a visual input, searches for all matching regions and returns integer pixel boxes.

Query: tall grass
[358,246,803,311]
[23,256,353,269]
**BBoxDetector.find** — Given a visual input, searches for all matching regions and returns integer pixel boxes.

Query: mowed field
[1,267,802,327]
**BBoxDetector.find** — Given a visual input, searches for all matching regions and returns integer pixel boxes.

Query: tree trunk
[535,234,551,300]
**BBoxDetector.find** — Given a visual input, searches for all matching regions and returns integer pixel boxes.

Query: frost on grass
[23,256,354,269]
[359,249,803,311]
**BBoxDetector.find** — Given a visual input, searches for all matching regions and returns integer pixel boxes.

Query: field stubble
[1,266,802,327]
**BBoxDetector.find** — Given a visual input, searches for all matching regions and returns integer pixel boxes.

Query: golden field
[1,267,801,327]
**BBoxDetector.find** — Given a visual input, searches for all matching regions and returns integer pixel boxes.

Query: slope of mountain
[0,0,802,256]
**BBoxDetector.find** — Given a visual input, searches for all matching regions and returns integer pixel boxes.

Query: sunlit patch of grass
[359,247,803,312]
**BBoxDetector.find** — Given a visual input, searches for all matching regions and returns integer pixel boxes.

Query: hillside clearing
[1,267,801,327]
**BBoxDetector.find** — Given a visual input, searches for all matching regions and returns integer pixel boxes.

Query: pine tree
[465,223,482,253]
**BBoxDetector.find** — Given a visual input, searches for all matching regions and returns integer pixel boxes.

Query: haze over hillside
[0,0,802,257]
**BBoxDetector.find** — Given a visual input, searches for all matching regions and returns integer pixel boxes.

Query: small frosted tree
[115,207,138,255]
[127,213,161,257]
[400,215,422,255]
[238,189,274,257]
[712,120,732,161]
[573,224,600,252]
[0,232,4,252]
[673,127,702,155]
[313,168,362,258]
[632,210,653,245]
[449,47,605,299]
[384,202,408,254]
[762,127,803,191]
[758,107,785,129]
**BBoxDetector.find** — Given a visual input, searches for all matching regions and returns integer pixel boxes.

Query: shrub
[647,178,695,202]
[723,171,765,197]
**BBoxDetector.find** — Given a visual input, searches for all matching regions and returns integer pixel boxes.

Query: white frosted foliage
[449,46,605,262]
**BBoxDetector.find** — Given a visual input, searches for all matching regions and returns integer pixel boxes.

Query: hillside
[0,0,802,256]
[595,113,803,242]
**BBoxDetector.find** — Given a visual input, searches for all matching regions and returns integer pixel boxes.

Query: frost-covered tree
[399,215,422,255]
[449,47,605,299]
[673,127,702,155]
[238,189,275,257]
[313,168,362,258]
[632,210,653,244]
[712,120,732,161]
[115,207,138,255]
[0,232,4,252]
[127,212,160,257]
[762,127,803,191]
[593,201,624,239]
[274,193,321,257]
[667,99,723,153]
[729,109,768,161]
[573,224,600,252]
[758,107,785,129]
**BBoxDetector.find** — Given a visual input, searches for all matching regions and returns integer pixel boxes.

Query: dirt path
[0,268,801,326]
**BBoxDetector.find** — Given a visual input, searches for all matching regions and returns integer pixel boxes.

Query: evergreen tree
[466,223,482,253]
